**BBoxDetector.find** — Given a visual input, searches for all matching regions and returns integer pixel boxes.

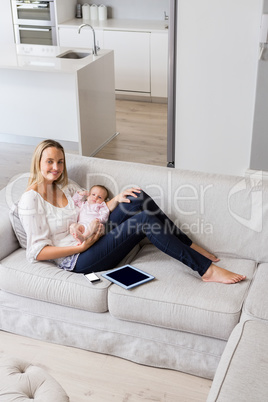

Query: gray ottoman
[0,355,69,401]
[207,320,268,402]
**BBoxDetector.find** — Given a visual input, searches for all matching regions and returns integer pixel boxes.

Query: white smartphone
[84,273,100,283]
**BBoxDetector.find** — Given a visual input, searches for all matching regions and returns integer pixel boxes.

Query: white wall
[55,0,77,24]
[79,0,169,20]
[0,0,15,44]
[250,0,268,171]
[175,0,263,176]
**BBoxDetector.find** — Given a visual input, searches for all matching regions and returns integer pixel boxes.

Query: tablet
[102,264,154,290]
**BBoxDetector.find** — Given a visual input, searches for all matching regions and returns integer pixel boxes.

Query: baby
[70,185,110,244]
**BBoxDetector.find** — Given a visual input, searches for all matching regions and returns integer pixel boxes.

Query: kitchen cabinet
[0,45,116,157]
[58,26,104,50]
[58,20,168,99]
[103,30,150,93]
[151,32,168,98]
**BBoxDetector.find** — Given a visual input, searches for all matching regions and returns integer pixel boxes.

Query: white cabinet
[58,24,168,98]
[151,33,168,98]
[103,30,150,93]
[58,26,104,50]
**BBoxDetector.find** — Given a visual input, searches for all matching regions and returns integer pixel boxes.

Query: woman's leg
[74,210,211,276]
[109,191,192,245]
[109,191,220,262]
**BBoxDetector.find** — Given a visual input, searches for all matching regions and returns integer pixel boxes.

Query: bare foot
[85,219,100,237]
[190,243,220,262]
[202,264,246,284]
[72,231,85,245]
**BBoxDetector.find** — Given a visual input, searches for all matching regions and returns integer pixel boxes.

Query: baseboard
[0,134,79,152]
[115,92,167,104]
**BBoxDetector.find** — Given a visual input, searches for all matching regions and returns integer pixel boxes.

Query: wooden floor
[0,331,212,402]
[0,99,212,401]
[95,100,168,167]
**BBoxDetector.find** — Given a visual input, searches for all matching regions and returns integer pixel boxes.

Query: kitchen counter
[0,44,116,157]
[0,44,112,73]
[58,18,168,33]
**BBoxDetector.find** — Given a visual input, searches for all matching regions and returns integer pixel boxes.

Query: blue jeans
[74,191,211,276]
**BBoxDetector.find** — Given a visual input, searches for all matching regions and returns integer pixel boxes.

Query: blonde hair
[28,139,68,188]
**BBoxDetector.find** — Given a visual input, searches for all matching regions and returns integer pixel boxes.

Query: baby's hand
[78,190,90,196]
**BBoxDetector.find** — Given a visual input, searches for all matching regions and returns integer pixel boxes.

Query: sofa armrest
[0,187,20,261]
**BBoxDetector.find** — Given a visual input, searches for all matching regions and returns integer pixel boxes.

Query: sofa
[0,153,267,389]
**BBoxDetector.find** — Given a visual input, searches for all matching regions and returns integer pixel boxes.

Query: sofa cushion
[207,320,268,402]
[0,243,141,313]
[241,263,268,322]
[0,249,110,313]
[108,245,256,340]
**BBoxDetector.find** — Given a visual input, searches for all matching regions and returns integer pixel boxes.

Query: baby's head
[87,185,109,204]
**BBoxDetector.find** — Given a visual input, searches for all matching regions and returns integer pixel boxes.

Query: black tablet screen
[107,266,149,286]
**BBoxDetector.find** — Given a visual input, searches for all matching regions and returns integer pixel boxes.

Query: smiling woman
[27,139,68,208]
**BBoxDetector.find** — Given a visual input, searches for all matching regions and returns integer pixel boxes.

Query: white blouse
[18,183,80,269]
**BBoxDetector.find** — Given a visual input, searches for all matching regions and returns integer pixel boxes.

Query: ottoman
[207,320,268,402]
[0,354,69,401]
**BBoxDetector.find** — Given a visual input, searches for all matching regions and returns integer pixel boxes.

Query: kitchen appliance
[11,0,57,46]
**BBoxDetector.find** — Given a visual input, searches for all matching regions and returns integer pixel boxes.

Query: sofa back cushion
[66,154,268,263]
[3,154,267,263]
[9,202,27,248]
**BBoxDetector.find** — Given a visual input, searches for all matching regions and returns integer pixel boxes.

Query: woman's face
[40,147,64,184]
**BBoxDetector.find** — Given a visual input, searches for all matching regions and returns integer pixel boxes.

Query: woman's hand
[116,187,141,204]
[107,187,141,212]
[37,223,104,260]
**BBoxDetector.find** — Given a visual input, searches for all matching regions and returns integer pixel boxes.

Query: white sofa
[0,154,267,385]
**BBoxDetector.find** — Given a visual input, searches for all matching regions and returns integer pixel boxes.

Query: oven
[11,0,57,46]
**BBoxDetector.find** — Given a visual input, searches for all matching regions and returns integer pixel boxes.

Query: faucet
[78,24,98,56]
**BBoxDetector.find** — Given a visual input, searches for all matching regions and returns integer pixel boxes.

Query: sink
[57,51,91,59]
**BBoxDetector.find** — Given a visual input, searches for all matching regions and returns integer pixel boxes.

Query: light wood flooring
[95,99,168,167]
[0,331,212,402]
[0,99,212,401]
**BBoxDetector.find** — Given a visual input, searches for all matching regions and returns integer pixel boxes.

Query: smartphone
[84,273,100,283]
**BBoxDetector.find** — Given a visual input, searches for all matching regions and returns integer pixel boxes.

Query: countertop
[58,18,168,33]
[0,44,112,73]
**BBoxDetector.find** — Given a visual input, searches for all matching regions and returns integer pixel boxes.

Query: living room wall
[174,0,263,176]
[250,0,268,172]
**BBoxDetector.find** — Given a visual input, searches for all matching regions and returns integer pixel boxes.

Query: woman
[18,139,246,284]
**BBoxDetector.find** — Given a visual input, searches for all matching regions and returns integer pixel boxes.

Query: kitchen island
[0,44,116,156]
